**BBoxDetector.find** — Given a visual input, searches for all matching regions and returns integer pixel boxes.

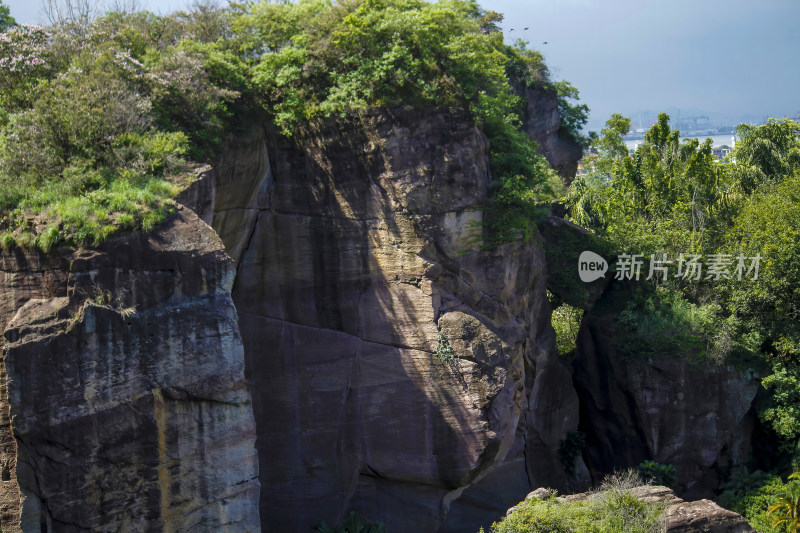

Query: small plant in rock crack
[435,331,456,364]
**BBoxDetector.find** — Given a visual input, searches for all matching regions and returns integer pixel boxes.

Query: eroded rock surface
[0,210,260,532]
[626,485,753,532]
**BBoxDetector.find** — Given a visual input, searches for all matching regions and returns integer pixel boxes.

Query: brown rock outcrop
[519,86,583,183]
[210,107,586,532]
[626,485,754,532]
[0,209,260,532]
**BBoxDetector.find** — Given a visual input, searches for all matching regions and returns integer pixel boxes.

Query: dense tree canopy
[566,114,800,470]
[0,0,591,249]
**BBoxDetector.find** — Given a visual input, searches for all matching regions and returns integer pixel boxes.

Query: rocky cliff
[573,283,758,500]
[0,210,260,532]
[209,106,587,532]
[519,86,584,183]
[0,83,763,533]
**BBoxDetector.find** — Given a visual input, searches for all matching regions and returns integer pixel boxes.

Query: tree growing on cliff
[0,0,578,251]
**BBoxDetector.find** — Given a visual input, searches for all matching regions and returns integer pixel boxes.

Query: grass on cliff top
[0,14,243,250]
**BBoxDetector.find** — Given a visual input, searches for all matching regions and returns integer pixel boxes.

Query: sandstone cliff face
[0,82,758,532]
[0,210,260,532]
[210,107,586,532]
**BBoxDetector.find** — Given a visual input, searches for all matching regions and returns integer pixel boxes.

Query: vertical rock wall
[538,215,759,500]
[520,86,584,183]
[0,210,260,532]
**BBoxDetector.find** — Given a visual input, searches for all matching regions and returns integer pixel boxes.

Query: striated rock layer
[211,106,587,532]
[0,210,260,532]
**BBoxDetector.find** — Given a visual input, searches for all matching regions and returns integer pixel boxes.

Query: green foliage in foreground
[484,474,665,533]
[767,472,800,533]
[719,472,800,533]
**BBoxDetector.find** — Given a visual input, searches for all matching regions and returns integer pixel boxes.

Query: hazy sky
[6,0,799,131]
[486,0,799,130]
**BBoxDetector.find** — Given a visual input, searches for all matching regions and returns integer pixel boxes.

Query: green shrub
[767,472,800,533]
[239,0,566,244]
[435,332,455,364]
[551,299,583,356]
[612,286,751,364]
[0,1,580,252]
[489,496,587,533]
[0,25,54,110]
[0,231,14,250]
[723,473,795,533]
[636,461,677,488]
[717,469,771,511]
[36,225,61,252]
[488,476,664,533]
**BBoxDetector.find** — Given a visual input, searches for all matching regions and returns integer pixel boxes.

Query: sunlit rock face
[212,106,586,532]
[0,210,260,532]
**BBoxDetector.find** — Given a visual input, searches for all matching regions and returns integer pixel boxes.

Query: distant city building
[711,146,731,159]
